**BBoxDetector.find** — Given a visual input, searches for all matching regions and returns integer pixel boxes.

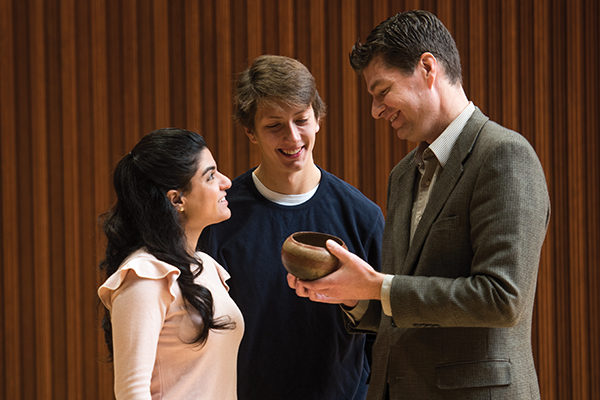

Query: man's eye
[266,123,280,129]
[379,88,389,96]
[207,173,215,181]
[296,119,308,125]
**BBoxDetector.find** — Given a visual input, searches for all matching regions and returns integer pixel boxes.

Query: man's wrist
[368,270,386,300]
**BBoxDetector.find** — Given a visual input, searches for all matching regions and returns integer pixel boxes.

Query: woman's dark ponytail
[99,128,234,357]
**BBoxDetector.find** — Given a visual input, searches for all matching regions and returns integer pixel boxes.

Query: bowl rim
[287,231,346,251]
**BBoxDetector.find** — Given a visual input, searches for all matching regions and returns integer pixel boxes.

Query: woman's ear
[166,189,184,212]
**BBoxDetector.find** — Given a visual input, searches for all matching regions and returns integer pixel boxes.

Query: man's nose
[371,100,385,119]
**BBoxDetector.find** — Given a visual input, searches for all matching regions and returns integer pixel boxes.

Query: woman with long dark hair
[98,128,243,399]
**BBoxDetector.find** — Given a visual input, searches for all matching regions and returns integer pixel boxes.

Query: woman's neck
[184,231,200,256]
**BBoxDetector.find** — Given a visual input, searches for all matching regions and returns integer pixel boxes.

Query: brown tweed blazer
[354,108,550,400]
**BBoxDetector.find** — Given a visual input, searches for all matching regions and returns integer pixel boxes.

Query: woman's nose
[220,173,232,190]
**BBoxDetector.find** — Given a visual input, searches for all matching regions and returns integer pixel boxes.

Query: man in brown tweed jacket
[289,10,550,400]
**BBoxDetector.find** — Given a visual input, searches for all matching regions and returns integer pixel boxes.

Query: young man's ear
[245,127,258,144]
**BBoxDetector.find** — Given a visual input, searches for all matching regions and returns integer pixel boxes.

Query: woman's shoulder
[98,249,181,306]
[194,251,232,290]
[119,249,181,279]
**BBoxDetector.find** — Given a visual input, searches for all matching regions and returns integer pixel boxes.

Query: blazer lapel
[402,108,489,274]
[382,152,419,275]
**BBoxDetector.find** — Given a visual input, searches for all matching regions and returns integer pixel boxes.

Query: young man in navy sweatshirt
[198,55,384,400]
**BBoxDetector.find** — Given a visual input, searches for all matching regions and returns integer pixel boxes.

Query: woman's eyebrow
[202,165,216,176]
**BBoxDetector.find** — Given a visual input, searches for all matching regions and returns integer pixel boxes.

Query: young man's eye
[207,172,215,181]
[295,119,308,125]
[266,123,280,129]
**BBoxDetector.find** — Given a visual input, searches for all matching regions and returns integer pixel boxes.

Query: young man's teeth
[281,147,302,155]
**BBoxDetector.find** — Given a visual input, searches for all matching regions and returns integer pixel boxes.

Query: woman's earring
[178,207,184,213]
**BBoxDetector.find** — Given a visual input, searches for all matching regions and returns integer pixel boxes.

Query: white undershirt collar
[251,171,319,206]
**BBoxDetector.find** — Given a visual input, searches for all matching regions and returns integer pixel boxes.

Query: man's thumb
[326,239,347,259]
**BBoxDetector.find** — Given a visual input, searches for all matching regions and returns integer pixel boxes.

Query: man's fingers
[286,273,298,289]
[308,291,343,304]
[288,274,315,298]
[326,239,352,261]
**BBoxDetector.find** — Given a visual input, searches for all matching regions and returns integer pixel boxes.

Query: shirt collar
[415,101,475,168]
[251,171,319,206]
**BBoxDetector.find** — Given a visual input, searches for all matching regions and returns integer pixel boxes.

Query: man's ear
[420,52,437,88]
[245,127,258,144]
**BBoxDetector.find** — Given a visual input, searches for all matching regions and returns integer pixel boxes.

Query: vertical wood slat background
[0,0,598,399]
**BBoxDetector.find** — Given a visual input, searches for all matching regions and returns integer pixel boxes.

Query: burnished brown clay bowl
[281,231,347,281]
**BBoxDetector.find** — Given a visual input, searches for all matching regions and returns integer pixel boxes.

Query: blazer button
[391,320,396,327]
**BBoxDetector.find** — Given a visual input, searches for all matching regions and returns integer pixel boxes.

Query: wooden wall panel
[532,0,557,397]
[1,2,19,399]
[585,0,600,395]
[341,0,359,187]
[1,1,599,399]
[309,0,327,171]
[567,3,588,399]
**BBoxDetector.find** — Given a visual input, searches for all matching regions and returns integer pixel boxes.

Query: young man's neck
[254,163,321,195]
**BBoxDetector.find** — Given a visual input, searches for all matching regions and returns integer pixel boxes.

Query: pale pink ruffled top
[98,249,244,400]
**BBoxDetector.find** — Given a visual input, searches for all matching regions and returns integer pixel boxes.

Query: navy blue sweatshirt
[198,167,384,400]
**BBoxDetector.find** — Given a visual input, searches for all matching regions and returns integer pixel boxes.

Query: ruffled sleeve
[97,250,182,400]
[98,250,181,310]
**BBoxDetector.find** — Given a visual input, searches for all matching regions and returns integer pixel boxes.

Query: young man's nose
[284,123,302,141]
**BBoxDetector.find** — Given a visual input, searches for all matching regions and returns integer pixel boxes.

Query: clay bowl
[281,231,347,281]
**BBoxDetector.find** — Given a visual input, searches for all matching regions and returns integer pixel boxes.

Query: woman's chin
[219,209,232,222]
